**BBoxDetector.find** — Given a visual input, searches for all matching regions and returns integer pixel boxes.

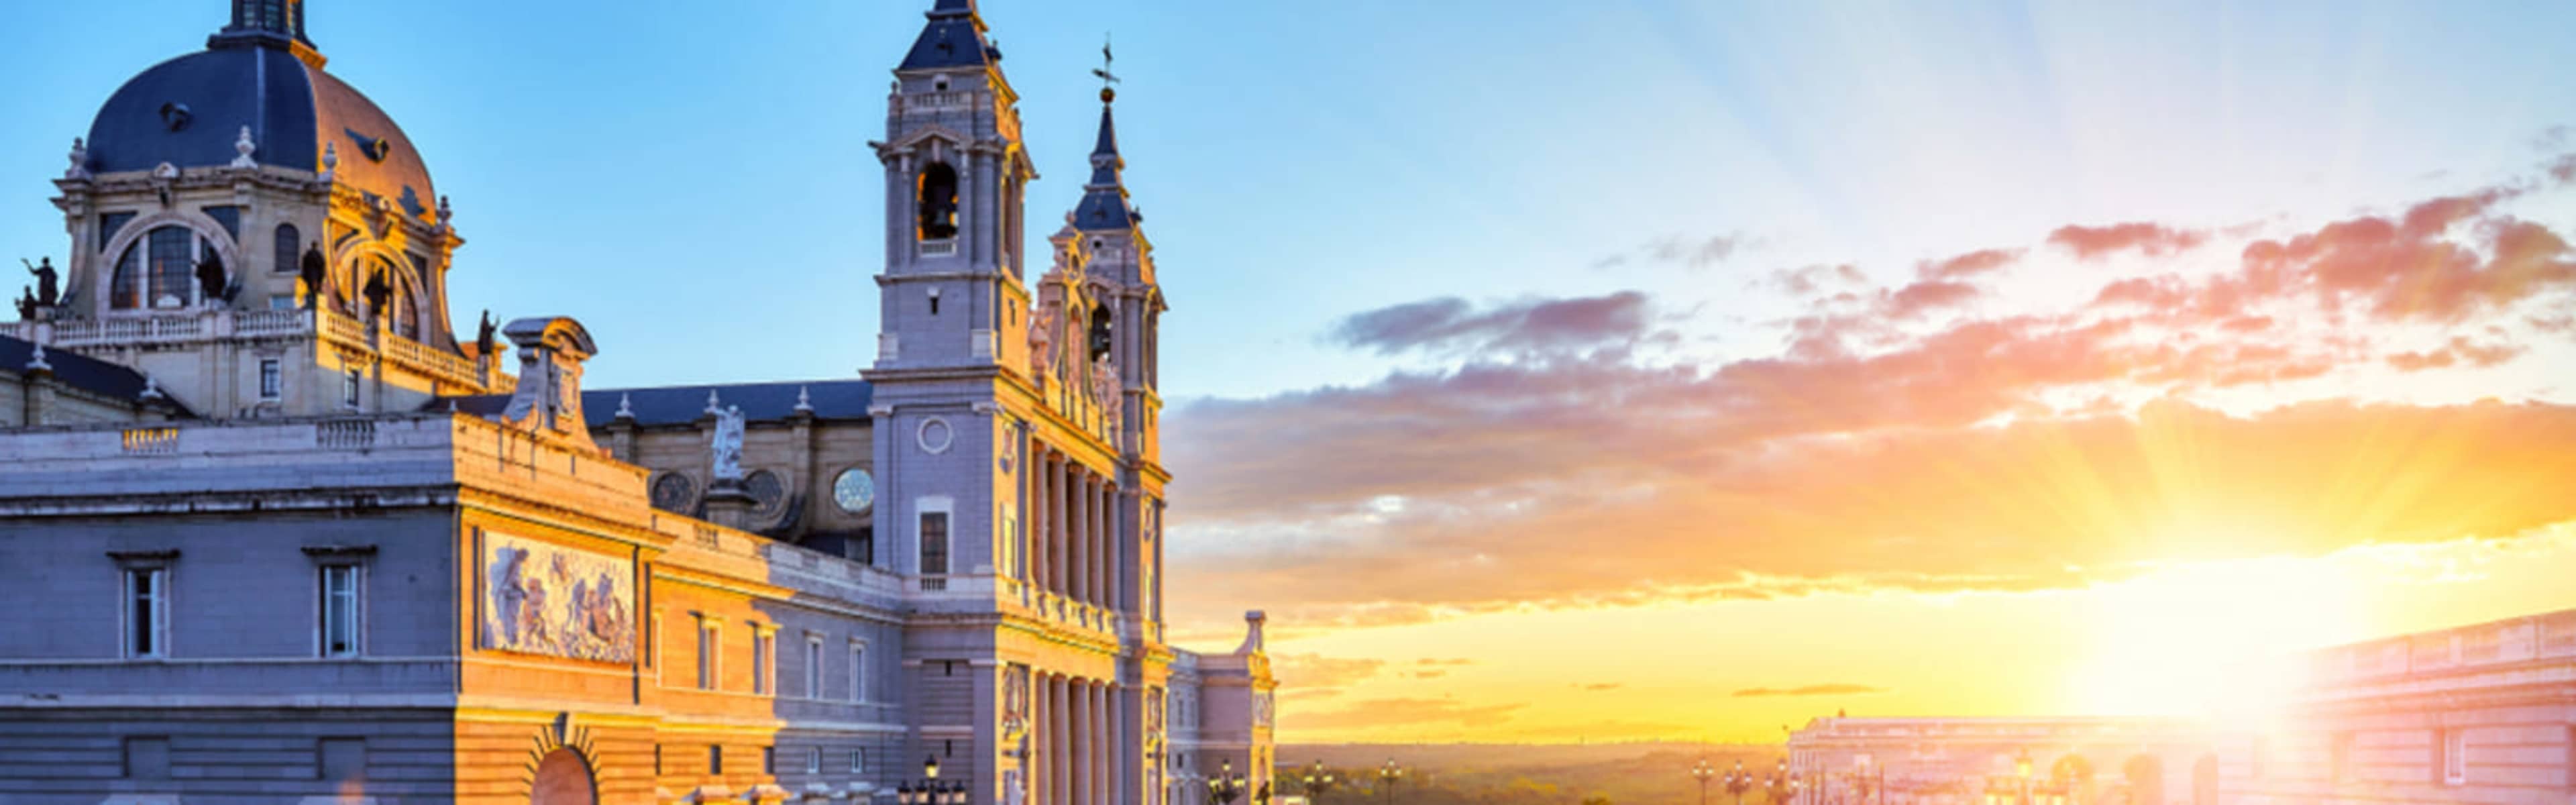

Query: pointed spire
[1073,79,1139,233]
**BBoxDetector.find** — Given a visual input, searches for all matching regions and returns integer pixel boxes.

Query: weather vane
[1092,33,1120,97]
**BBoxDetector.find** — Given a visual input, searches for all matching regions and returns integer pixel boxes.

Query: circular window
[833,468,876,515]
[649,472,698,513]
[745,470,788,519]
[917,417,955,454]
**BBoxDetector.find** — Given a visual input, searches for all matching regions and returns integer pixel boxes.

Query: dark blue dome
[84,36,437,220]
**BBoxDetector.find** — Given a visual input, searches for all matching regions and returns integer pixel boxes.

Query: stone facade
[2218,608,2576,805]
[0,2,1275,804]
[1788,717,2215,805]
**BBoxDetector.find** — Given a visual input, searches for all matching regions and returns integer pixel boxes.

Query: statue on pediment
[23,258,59,307]
[711,405,747,482]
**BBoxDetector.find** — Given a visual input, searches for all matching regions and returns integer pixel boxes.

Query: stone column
[1071,470,1091,606]
[1091,479,1108,611]
[1093,684,1111,805]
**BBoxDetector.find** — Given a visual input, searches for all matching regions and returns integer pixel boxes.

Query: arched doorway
[531,747,596,805]
[2122,755,2163,805]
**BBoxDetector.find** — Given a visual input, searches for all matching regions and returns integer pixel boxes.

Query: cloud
[1919,248,2022,280]
[1774,263,1868,295]
[2385,337,2527,372]
[2049,223,2209,260]
[1732,684,1888,698]
[1577,683,1625,692]
[1167,154,2576,636]
[1289,698,1527,732]
[1595,233,1754,271]
[1327,292,1657,357]
[1273,653,1389,692]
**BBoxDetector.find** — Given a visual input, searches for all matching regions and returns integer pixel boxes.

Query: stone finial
[320,142,339,180]
[231,125,258,169]
[703,389,721,416]
[1237,610,1267,655]
[794,386,814,413]
[140,375,164,400]
[616,392,635,419]
[25,343,50,372]
[437,195,454,228]
[65,138,90,180]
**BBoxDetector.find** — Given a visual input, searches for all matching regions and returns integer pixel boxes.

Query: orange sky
[1159,150,2576,744]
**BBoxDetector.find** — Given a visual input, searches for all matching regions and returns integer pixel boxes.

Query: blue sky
[5,1,2568,400]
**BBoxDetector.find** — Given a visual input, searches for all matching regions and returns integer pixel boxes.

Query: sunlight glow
[2065,549,2371,720]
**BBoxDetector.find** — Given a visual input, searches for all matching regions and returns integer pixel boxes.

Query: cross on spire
[1092,34,1121,101]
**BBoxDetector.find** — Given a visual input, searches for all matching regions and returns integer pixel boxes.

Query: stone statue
[476,309,498,358]
[1027,303,1057,384]
[194,251,227,305]
[362,270,390,319]
[23,258,59,307]
[65,138,89,180]
[710,405,747,482]
[14,288,34,321]
[1093,353,1122,424]
[299,243,325,307]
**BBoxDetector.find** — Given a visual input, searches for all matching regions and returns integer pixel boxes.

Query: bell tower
[870,0,1038,373]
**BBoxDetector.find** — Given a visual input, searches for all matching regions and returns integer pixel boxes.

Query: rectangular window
[126,568,167,659]
[763,746,775,775]
[708,745,722,775]
[806,746,821,775]
[259,358,283,400]
[918,512,950,575]
[317,737,365,784]
[849,642,867,702]
[2443,729,2467,786]
[698,623,718,690]
[269,294,296,311]
[655,745,663,776]
[752,631,772,695]
[805,636,824,698]
[343,368,362,408]
[318,564,359,657]
[850,749,865,774]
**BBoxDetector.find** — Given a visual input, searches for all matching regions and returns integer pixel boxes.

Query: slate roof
[897,0,1002,72]
[85,13,435,219]
[429,380,875,429]
[0,335,196,417]
[1073,101,1140,233]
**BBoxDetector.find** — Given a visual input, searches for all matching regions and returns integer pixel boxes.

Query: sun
[2064,552,2371,719]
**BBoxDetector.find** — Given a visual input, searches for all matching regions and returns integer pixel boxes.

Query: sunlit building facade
[2218,608,2576,805]
[0,1,1274,804]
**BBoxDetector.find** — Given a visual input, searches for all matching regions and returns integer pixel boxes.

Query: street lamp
[1693,759,1717,805]
[2015,749,2034,805]
[1725,759,1754,805]
[1377,759,1404,804]
[1210,758,1247,805]
[1301,760,1336,804]
[896,755,967,805]
[1767,758,1792,805]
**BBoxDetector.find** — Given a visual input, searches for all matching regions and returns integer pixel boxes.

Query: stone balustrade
[3,307,499,392]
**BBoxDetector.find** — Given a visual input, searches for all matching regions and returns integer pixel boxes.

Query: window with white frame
[805,635,824,698]
[317,564,360,657]
[2443,729,2467,785]
[849,641,867,702]
[849,748,865,774]
[259,358,282,400]
[697,620,720,690]
[752,629,773,696]
[124,566,168,659]
[342,367,361,408]
[806,746,821,775]
[918,511,950,575]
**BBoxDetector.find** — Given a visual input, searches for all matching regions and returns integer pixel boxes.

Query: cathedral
[0,1,1277,804]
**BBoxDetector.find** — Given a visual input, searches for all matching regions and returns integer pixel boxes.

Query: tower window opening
[1088,303,1113,362]
[917,162,959,241]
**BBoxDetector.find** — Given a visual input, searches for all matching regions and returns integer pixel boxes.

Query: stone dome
[81,13,437,221]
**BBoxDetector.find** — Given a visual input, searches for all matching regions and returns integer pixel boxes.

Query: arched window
[113,226,209,309]
[916,162,959,241]
[1087,302,1113,362]
[273,223,299,274]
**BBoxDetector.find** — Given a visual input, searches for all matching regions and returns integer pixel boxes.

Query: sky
[6,1,2576,745]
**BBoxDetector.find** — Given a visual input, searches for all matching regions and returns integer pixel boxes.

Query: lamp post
[1300,760,1336,804]
[896,755,967,805]
[1210,758,1247,805]
[1768,758,1792,805]
[2015,749,2035,805]
[1725,759,1754,805]
[1693,759,1717,805]
[1377,759,1403,805]
[1854,756,1875,805]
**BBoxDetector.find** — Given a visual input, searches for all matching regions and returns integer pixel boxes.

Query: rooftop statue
[711,405,747,482]
[22,258,59,307]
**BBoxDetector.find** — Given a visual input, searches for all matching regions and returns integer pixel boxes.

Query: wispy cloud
[1733,684,1888,698]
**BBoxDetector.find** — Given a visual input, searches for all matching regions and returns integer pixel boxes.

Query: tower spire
[1074,38,1137,233]
[898,0,1001,72]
